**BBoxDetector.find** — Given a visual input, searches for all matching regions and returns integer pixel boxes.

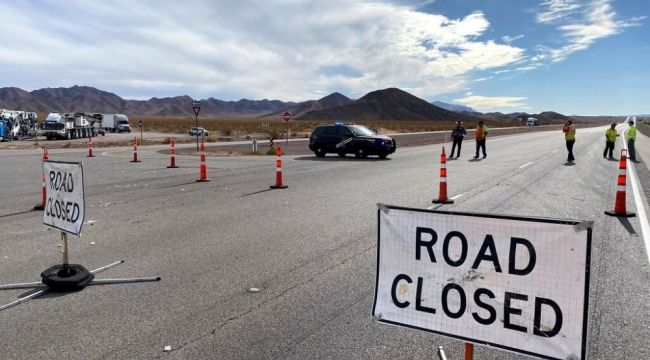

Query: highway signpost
[138,119,144,146]
[193,100,201,151]
[0,160,160,312]
[283,111,291,145]
[373,205,592,360]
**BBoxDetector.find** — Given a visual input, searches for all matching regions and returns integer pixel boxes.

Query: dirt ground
[1,123,604,155]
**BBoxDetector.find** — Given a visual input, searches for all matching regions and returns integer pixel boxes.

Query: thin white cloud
[501,34,525,43]
[515,65,538,71]
[494,69,510,74]
[0,0,524,101]
[536,0,581,23]
[465,91,473,96]
[474,76,493,82]
[453,95,527,111]
[535,0,644,62]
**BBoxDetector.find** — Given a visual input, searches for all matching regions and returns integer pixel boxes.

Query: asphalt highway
[0,125,649,360]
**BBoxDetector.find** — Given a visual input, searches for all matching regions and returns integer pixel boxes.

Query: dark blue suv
[309,123,396,158]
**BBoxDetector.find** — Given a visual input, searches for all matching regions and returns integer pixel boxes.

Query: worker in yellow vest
[473,120,488,159]
[627,120,637,161]
[603,123,618,159]
[562,120,576,163]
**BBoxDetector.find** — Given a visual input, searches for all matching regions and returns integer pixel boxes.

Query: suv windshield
[349,125,375,136]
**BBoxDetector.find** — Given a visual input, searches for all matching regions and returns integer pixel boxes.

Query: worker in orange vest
[473,121,488,159]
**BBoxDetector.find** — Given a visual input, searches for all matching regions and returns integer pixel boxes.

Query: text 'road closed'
[373,206,591,360]
[42,161,85,236]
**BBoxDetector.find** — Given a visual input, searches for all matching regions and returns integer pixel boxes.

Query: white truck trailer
[99,114,131,133]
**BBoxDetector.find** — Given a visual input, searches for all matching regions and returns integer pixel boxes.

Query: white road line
[552,149,559,153]
[627,163,650,264]
[450,193,464,200]
[620,132,650,264]
[519,162,533,169]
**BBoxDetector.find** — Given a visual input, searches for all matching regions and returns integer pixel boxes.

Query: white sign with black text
[373,205,591,360]
[42,161,85,236]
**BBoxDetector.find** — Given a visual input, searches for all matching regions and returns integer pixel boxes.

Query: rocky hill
[297,88,477,122]
[431,101,477,113]
[263,92,353,118]
[1,85,579,124]
[0,86,295,117]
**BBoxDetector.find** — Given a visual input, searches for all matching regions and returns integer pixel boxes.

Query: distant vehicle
[0,109,37,140]
[98,114,131,133]
[526,117,539,127]
[309,123,396,158]
[43,113,99,140]
[189,127,209,136]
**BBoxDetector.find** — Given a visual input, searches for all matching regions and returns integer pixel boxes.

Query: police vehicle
[308,123,396,158]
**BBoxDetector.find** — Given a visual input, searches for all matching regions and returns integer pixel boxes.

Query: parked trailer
[0,109,37,140]
[43,113,99,140]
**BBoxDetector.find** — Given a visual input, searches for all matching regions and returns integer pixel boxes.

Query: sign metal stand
[0,160,160,312]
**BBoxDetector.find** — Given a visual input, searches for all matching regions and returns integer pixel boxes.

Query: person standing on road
[563,120,576,163]
[603,123,618,159]
[474,121,488,159]
[450,121,467,159]
[627,120,637,161]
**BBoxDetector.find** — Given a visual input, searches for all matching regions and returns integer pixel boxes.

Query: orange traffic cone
[87,136,95,157]
[34,147,48,211]
[130,137,140,162]
[167,138,178,168]
[270,146,288,189]
[196,140,210,182]
[605,149,636,217]
[432,147,453,204]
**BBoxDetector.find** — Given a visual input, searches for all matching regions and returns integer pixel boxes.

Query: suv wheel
[379,153,388,159]
[315,147,326,157]
[355,148,367,159]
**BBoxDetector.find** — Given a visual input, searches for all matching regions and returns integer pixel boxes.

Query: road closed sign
[373,205,591,360]
[42,161,85,236]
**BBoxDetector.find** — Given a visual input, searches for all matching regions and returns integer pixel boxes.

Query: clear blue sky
[0,0,647,115]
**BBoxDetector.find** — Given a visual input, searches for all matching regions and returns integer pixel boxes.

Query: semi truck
[86,113,131,133]
[43,113,100,140]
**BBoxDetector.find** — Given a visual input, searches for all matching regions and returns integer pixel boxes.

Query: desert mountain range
[0,85,572,124]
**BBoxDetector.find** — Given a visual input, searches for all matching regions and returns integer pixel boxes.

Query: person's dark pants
[475,139,486,158]
[603,141,615,158]
[451,138,462,157]
[566,140,575,162]
[628,140,636,160]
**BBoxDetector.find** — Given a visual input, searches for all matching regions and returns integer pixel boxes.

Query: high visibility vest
[626,126,637,141]
[564,124,576,141]
[605,128,617,142]
[476,126,488,140]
